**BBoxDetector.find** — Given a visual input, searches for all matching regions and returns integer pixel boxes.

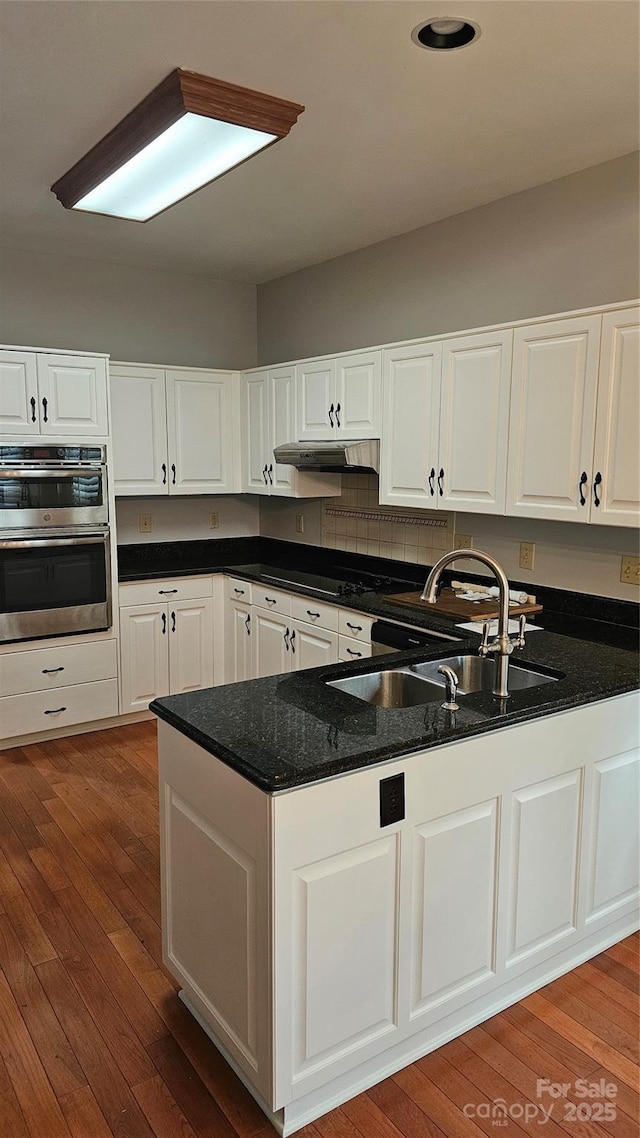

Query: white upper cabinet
[591,307,640,527]
[379,342,442,508]
[0,350,108,437]
[296,352,381,440]
[506,315,601,521]
[110,364,240,496]
[438,331,513,513]
[242,366,340,498]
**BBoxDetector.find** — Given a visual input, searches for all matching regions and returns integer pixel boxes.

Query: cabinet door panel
[291,836,398,1078]
[411,799,498,1018]
[226,600,253,683]
[0,351,38,434]
[335,352,381,438]
[119,604,169,713]
[252,609,290,679]
[243,372,270,494]
[506,317,600,520]
[296,360,335,440]
[110,367,168,495]
[439,331,512,513]
[379,344,442,508]
[270,366,296,494]
[506,770,582,965]
[290,621,338,671]
[37,355,109,436]
[169,598,214,695]
[585,750,639,922]
[591,308,640,526]
[167,371,236,494]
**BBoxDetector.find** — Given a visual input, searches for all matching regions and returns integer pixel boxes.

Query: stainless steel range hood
[274,439,379,473]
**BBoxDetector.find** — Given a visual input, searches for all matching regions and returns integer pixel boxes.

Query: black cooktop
[232,563,414,599]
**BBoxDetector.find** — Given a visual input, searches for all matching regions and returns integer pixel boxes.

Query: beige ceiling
[0,1,638,284]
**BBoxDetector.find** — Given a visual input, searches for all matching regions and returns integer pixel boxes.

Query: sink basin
[410,655,559,693]
[327,654,560,707]
[327,668,443,708]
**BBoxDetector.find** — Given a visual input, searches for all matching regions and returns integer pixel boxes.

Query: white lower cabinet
[158,691,639,1134]
[252,607,291,679]
[226,599,253,683]
[0,638,118,741]
[119,578,214,712]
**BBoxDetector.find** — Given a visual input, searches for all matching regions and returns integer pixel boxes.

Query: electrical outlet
[519,541,535,570]
[455,534,473,550]
[295,514,304,534]
[138,514,152,533]
[620,554,640,586]
[209,512,220,530]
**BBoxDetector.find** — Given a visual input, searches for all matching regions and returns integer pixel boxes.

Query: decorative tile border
[325,506,448,528]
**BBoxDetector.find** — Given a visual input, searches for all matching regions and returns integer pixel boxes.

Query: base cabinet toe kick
[157,691,640,1136]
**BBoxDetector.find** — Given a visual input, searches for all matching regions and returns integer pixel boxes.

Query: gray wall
[257,153,640,364]
[0,247,257,370]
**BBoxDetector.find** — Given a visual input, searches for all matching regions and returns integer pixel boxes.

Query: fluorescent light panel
[75,114,277,221]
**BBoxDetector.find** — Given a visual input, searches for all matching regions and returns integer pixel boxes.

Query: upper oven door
[0,466,108,528]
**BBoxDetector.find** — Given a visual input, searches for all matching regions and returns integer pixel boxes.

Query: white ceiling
[0,1,638,284]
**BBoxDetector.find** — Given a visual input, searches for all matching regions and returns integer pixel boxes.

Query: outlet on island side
[519,541,535,570]
[380,773,405,828]
[138,514,152,533]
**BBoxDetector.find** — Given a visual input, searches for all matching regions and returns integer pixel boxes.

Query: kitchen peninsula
[151,561,639,1136]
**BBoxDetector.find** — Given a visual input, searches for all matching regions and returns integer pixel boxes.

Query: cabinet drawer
[0,679,118,741]
[252,586,291,617]
[226,577,252,604]
[290,595,338,631]
[338,610,373,641]
[338,635,372,662]
[0,639,117,697]
[119,576,213,606]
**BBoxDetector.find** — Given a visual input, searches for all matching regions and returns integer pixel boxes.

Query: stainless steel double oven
[0,445,112,643]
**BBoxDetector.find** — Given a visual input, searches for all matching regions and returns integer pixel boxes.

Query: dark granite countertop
[151,628,639,793]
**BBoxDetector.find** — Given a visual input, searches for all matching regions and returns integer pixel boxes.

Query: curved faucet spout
[420,549,514,698]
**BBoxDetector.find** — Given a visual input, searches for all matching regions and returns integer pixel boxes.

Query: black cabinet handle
[328,403,334,428]
[158,589,178,595]
[593,471,602,507]
[265,596,277,605]
[268,464,273,484]
[579,471,588,506]
[438,468,444,496]
[162,462,167,485]
[234,587,245,595]
[42,666,64,674]
[42,397,48,422]
[428,467,436,496]
[161,613,166,634]
[306,610,320,619]
[290,629,296,653]
[263,465,268,484]
[30,396,37,422]
[171,464,176,485]
[171,611,176,633]
[346,648,362,658]
[44,706,66,715]
[346,622,362,632]
[284,628,290,650]
[245,613,251,636]
[335,402,341,428]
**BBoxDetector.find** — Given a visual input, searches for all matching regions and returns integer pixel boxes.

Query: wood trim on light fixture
[50,68,305,213]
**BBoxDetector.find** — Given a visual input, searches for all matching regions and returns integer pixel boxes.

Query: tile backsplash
[321,475,455,563]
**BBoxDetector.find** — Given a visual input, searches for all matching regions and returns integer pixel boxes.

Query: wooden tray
[384,587,543,622]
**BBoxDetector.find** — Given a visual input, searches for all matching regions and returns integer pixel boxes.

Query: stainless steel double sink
[326,654,559,708]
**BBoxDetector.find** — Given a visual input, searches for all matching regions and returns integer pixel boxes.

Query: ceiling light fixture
[51,69,304,222]
[412,17,480,51]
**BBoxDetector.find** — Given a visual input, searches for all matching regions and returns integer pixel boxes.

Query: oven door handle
[0,534,108,549]
[0,467,104,479]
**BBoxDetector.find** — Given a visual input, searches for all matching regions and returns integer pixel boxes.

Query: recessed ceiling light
[50,69,304,222]
[412,17,481,51]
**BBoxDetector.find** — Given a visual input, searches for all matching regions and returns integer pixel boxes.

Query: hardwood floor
[0,721,637,1138]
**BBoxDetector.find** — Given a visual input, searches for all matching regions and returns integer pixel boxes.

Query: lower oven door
[0,529,112,643]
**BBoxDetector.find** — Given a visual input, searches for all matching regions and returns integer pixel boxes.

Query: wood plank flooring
[0,721,637,1138]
